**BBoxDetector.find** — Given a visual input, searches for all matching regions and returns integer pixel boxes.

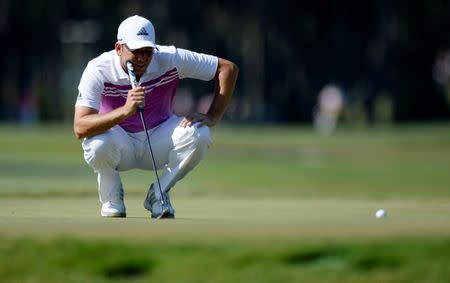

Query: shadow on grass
[102,259,151,279]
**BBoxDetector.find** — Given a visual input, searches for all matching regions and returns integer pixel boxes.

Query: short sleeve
[76,61,104,110]
[174,48,218,81]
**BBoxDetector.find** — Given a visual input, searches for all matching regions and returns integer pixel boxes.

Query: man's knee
[173,125,211,150]
[83,134,118,169]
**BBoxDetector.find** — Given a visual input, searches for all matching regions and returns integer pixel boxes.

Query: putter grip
[126,61,144,110]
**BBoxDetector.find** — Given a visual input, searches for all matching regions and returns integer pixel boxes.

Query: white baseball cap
[117,15,156,50]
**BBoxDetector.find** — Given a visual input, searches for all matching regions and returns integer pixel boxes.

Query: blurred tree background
[0,0,449,126]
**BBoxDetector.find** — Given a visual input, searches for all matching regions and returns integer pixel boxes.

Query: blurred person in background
[313,84,344,135]
[73,15,238,219]
[433,49,450,106]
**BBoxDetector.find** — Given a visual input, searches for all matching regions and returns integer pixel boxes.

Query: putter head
[154,197,172,219]
[144,184,175,219]
[154,208,172,219]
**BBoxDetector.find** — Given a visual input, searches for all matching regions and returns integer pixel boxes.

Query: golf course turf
[1,123,449,282]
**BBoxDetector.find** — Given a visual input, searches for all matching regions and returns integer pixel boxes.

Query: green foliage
[0,238,450,283]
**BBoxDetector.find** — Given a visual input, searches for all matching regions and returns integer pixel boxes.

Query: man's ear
[115,42,122,55]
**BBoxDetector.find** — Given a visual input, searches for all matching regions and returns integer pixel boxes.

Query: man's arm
[180,58,239,128]
[73,86,146,139]
[74,106,127,139]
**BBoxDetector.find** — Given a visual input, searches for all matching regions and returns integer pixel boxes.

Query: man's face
[116,43,154,76]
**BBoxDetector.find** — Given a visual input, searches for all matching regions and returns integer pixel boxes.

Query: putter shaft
[127,61,166,205]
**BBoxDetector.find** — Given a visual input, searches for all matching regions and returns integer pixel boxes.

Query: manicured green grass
[1,123,449,199]
[0,122,449,282]
[1,237,450,283]
[2,197,449,241]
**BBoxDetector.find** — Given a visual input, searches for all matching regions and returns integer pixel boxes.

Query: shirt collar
[147,50,159,74]
[113,50,159,80]
[113,52,129,80]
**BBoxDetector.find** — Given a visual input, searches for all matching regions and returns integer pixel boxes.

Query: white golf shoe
[101,201,126,217]
[144,184,175,219]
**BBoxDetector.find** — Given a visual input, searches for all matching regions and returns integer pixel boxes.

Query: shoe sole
[152,209,175,219]
[101,212,127,218]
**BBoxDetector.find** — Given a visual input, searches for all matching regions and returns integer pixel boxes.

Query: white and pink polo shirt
[76,45,218,133]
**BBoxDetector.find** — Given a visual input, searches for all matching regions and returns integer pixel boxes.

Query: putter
[126,61,168,216]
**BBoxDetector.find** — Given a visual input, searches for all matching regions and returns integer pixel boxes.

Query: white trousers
[82,115,212,204]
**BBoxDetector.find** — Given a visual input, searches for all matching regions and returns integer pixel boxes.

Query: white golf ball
[375,209,387,219]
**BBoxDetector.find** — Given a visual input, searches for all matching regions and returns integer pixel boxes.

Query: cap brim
[125,40,156,50]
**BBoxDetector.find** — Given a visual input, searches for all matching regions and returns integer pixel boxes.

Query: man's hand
[123,86,145,116]
[180,113,217,128]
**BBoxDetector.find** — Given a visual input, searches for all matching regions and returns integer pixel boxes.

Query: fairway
[1,197,450,241]
[1,123,449,282]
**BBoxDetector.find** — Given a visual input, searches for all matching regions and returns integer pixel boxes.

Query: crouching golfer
[73,15,238,219]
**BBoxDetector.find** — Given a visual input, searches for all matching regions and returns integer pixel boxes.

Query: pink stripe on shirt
[99,68,179,132]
